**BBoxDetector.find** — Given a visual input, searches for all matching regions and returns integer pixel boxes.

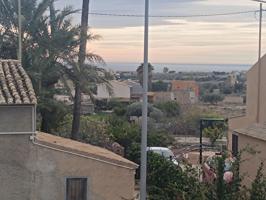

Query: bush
[155,101,180,117]
[113,106,126,116]
[55,114,111,147]
[147,152,207,200]
[126,102,153,118]
[202,94,224,104]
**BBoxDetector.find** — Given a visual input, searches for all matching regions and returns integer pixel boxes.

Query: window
[66,178,87,200]
[232,134,238,157]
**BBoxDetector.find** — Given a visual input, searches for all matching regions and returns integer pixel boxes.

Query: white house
[95,80,131,101]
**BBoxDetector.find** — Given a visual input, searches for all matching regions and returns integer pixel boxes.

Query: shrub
[155,101,180,117]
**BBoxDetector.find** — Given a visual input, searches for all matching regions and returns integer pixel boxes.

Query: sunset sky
[57,0,266,65]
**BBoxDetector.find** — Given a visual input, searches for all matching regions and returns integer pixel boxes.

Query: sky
[56,0,266,66]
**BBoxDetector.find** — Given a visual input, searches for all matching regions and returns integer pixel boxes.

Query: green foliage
[147,152,207,200]
[155,101,180,117]
[126,102,153,118]
[202,94,224,104]
[203,127,224,146]
[113,106,126,116]
[250,162,266,200]
[147,152,181,200]
[152,81,169,92]
[167,106,221,136]
[56,114,111,147]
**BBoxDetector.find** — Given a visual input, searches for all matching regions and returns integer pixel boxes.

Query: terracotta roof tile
[0,60,37,104]
[36,132,138,169]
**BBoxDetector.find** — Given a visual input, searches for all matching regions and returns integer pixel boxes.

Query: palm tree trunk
[71,83,82,140]
[71,0,90,139]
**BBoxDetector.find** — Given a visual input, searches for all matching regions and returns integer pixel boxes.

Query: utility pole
[140,0,149,199]
[256,2,263,122]
[18,0,22,62]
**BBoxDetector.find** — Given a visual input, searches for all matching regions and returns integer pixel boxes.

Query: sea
[105,62,251,73]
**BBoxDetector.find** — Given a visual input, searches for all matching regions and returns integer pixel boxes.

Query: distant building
[227,72,237,86]
[54,80,94,114]
[228,54,266,186]
[171,80,200,97]
[0,60,137,200]
[95,80,131,102]
[149,90,197,105]
[122,80,143,100]
[223,95,244,104]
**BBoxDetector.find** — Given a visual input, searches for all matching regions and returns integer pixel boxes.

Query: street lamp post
[140,0,149,199]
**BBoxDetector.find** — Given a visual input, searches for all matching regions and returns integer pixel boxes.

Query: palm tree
[0,0,82,132]
[70,0,90,140]
[137,63,154,91]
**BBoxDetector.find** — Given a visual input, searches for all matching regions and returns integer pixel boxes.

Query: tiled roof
[235,123,266,141]
[36,132,138,169]
[0,60,37,104]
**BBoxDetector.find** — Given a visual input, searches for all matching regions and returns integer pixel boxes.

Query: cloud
[56,0,265,64]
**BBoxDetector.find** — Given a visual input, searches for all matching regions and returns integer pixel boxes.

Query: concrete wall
[228,116,251,152]
[238,134,266,186]
[0,106,34,133]
[246,61,259,123]
[0,135,136,200]
[246,54,266,124]
[96,81,130,100]
[257,55,266,123]
[228,55,266,152]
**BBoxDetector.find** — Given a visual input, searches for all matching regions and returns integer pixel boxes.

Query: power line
[89,9,265,18]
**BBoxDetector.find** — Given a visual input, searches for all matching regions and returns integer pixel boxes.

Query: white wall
[96,80,131,100]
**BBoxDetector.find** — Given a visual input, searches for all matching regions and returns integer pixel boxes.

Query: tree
[203,126,224,146]
[147,152,207,200]
[0,0,82,132]
[152,80,168,92]
[126,102,153,118]
[155,101,180,117]
[250,162,266,200]
[136,63,154,91]
[70,0,90,140]
[163,67,169,73]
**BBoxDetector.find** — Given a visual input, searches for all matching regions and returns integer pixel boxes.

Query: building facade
[228,54,266,186]
[171,80,200,97]
[0,60,137,200]
[96,80,131,101]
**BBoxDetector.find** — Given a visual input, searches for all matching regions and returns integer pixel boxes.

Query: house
[228,54,266,186]
[0,60,137,200]
[95,80,131,102]
[171,80,200,98]
[54,80,95,114]
[122,79,143,101]
[150,90,197,105]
